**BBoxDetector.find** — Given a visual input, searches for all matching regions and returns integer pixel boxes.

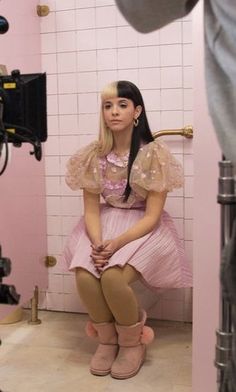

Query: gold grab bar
[153,125,193,139]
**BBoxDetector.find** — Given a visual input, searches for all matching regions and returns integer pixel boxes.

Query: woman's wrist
[92,239,103,247]
[115,235,128,250]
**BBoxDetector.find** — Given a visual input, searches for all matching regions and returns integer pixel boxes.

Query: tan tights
[75,265,140,326]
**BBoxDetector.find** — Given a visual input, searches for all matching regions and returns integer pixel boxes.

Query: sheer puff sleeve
[130,140,184,198]
[65,141,103,194]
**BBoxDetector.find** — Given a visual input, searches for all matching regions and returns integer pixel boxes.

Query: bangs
[101,80,142,107]
[117,81,134,100]
[117,80,141,106]
[101,81,118,101]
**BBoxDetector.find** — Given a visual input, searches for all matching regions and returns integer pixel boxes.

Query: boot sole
[90,368,111,376]
[110,351,145,380]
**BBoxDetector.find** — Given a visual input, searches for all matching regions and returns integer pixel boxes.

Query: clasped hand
[90,239,120,273]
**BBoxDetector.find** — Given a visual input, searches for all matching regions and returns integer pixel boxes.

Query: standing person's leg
[100,265,154,379]
[75,268,118,376]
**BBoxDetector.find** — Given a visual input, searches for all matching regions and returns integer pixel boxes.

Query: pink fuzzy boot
[111,310,154,379]
[86,321,118,376]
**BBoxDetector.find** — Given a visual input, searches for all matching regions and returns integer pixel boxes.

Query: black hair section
[116,81,154,202]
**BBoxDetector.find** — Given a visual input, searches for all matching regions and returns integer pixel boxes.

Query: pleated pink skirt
[61,204,192,291]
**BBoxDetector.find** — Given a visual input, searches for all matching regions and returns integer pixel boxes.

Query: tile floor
[0,310,192,392]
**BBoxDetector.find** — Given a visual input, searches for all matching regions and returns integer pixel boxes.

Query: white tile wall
[56,0,76,11]
[40,0,193,321]
[138,46,160,68]
[160,22,182,44]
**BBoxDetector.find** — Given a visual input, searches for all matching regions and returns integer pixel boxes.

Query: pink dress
[62,139,192,291]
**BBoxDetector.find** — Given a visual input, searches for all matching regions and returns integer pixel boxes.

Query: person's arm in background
[115,0,198,33]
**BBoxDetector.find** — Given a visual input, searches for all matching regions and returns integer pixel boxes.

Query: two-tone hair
[98,80,154,201]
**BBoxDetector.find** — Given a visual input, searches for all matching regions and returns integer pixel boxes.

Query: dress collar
[106,150,129,168]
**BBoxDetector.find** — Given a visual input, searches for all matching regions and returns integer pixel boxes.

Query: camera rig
[0,69,47,304]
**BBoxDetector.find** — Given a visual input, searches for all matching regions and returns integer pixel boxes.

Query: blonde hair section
[98,81,118,157]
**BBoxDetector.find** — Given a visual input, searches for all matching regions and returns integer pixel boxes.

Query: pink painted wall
[0,1,48,319]
[192,4,221,391]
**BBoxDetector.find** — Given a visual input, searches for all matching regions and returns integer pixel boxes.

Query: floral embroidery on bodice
[99,151,145,209]
[65,139,184,209]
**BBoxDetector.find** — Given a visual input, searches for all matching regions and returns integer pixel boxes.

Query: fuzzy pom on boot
[111,310,154,379]
[86,321,118,376]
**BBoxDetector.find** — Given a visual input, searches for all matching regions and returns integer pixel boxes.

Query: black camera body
[0,69,47,162]
[0,70,47,144]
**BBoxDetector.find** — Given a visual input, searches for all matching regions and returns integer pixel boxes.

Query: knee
[101,267,124,295]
